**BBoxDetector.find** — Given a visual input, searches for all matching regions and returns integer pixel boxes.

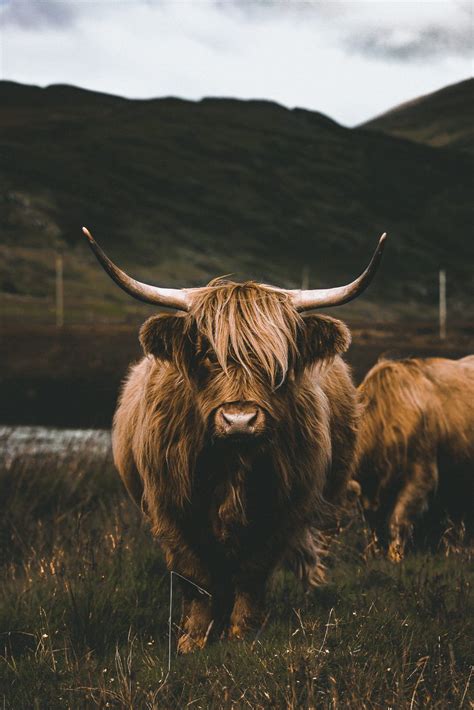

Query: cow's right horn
[82,227,191,311]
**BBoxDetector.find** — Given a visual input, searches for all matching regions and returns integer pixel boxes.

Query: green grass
[1,439,472,708]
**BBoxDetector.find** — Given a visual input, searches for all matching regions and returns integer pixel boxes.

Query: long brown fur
[113,280,358,650]
[354,356,474,560]
[192,279,301,386]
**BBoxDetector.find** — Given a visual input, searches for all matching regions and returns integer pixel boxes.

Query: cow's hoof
[177,633,207,654]
[228,623,246,640]
[228,618,259,640]
[387,542,403,563]
[347,479,361,501]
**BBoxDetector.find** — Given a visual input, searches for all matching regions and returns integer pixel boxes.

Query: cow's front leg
[164,534,235,652]
[387,460,438,562]
[228,543,283,640]
[178,580,235,652]
[161,537,215,653]
[178,592,214,654]
[229,587,266,639]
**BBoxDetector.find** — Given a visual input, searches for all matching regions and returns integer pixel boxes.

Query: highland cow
[83,226,386,652]
[355,356,474,561]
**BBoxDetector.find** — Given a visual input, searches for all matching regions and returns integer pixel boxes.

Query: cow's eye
[197,352,219,374]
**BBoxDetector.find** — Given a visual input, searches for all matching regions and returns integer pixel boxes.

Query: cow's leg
[387,460,438,562]
[179,574,235,652]
[229,587,266,640]
[177,592,214,654]
[228,546,282,639]
[163,537,236,653]
[160,538,216,653]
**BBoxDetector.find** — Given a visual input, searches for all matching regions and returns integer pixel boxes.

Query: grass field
[1,431,472,709]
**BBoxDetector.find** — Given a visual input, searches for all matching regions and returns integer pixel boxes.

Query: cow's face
[139,282,351,443]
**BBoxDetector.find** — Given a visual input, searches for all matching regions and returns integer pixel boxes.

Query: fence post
[301,266,309,291]
[439,269,446,340]
[56,251,64,328]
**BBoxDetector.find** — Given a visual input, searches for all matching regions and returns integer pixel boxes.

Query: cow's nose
[221,410,258,433]
[216,402,264,437]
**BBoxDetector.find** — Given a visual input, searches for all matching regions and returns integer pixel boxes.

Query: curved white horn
[288,233,388,311]
[82,227,191,310]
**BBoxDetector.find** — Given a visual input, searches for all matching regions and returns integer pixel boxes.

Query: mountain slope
[361,78,474,153]
[1,80,473,323]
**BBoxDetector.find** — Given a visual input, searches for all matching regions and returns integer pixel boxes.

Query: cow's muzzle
[214,401,266,439]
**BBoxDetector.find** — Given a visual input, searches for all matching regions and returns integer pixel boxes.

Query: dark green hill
[361,79,474,153]
[1,80,472,324]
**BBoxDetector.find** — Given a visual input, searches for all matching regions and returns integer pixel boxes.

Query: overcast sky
[0,0,472,125]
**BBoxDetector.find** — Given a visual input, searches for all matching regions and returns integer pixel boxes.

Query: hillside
[361,79,474,153]
[1,80,473,324]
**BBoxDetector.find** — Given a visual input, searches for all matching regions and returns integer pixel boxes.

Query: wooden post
[56,251,64,328]
[301,266,309,291]
[439,269,446,340]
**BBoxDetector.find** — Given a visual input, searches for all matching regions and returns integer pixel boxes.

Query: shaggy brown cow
[354,356,474,561]
[83,226,386,652]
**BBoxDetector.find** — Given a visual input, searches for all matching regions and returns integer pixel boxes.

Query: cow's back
[424,357,474,460]
[357,356,474,461]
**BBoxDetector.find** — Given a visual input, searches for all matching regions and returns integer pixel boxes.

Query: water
[0,425,112,471]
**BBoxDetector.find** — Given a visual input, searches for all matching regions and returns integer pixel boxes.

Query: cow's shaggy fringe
[191,280,302,388]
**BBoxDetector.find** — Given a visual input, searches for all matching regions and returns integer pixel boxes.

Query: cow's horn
[82,227,191,310]
[288,233,387,311]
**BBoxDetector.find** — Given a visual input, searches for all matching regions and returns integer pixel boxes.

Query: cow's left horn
[82,227,191,310]
[288,233,387,311]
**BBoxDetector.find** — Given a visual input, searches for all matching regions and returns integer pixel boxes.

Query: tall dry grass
[0,429,472,708]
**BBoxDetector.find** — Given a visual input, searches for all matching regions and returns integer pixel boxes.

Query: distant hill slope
[361,79,474,153]
[1,80,473,324]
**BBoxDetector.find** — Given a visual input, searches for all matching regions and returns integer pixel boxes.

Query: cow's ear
[139,313,194,363]
[301,314,351,362]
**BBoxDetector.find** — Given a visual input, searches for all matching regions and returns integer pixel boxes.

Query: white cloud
[0,0,472,125]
